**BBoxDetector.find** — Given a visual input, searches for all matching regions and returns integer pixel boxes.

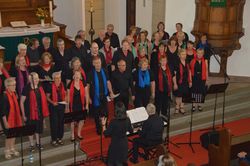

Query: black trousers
[114,95,129,110]
[132,137,161,161]
[49,106,64,141]
[134,89,151,108]
[155,91,169,116]
[91,98,108,134]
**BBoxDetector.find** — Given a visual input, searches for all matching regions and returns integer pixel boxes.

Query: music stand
[201,83,229,131]
[64,111,85,166]
[5,125,36,166]
[176,93,205,153]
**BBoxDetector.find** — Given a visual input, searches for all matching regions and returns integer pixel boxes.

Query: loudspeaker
[200,131,219,150]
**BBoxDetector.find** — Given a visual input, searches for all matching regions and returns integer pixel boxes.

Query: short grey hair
[4,77,16,88]
[77,29,85,35]
[17,43,27,52]
[57,38,64,46]
[52,71,62,79]
[146,103,156,115]
[42,36,51,42]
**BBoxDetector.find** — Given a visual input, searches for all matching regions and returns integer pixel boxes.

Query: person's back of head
[114,102,127,120]
[158,154,177,166]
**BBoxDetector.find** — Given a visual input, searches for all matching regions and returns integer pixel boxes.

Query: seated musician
[129,103,164,164]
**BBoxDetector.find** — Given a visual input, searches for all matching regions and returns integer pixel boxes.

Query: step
[0,139,84,166]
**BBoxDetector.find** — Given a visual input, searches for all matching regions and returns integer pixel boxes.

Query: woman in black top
[46,72,66,146]
[104,102,133,166]
[133,58,155,108]
[1,78,22,159]
[155,56,173,116]
[157,21,170,41]
[166,37,179,71]
[20,72,49,151]
[134,46,148,69]
[36,52,55,91]
[150,42,166,79]
[151,32,161,53]
[190,49,208,112]
[186,41,196,64]
[173,49,192,114]
[66,57,87,86]
[67,70,89,140]
[10,56,29,97]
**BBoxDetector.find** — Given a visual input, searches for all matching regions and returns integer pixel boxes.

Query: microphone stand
[164,96,182,159]
[209,48,230,127]
[30,74,42,166]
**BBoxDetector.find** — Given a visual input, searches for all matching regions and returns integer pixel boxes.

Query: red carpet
[77,102,250,166]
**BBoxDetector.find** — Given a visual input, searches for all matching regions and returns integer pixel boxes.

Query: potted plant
[36,8,49,27]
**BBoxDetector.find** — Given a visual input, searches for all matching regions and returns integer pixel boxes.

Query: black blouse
[67,81,86,111]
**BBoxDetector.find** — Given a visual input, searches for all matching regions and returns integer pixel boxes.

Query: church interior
[0,0,250,166]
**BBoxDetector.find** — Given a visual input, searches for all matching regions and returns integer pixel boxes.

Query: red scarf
[52,82,66,103]
[158,65,172,95]
[69,81,85,112]
[42,63,52,71]
[179,62,191,84]
[24,56,30,67]
[29,86,49,120]
[190,57,207,81]
[158,51,166,60]
[0,69,10,92]
[6,91,22,128]
[104,47,113,64]
[79,68,86,81]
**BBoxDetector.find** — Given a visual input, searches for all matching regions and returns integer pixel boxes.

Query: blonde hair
[178,49,186,57]
[40,52,53,65]
[29,72,39,82]
[71,57,81,69]
[138,58,149,68]
[17,43,27,52]
[15,55,26,67]
[73,70,82,80]
[4,77,16,88]
[197,48,204,54]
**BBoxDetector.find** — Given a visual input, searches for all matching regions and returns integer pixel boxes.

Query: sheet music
[58,101,68,105]
[126,107,149,124]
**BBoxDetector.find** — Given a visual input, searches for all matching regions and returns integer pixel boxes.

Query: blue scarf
[197,41,209,49]
[138,69,150,88]
[93,69,108,107]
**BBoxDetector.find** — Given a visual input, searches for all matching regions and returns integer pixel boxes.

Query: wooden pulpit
[192,0,246,76]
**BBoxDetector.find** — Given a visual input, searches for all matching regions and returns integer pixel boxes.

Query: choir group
[0,22,212,161]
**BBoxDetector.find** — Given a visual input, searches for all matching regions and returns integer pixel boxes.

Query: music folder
[126,107,148,128]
